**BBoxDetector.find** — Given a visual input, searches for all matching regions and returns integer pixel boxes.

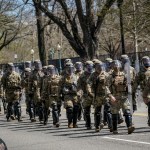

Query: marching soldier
[77,61,94,129]
[59,62,79,128]
[1,63,22,121]
[140,58,150,126]
[87,60,111,132]
[75,62,84,121]
[42,65,60,126]
[109,60,135,134]
[29,60,44,122]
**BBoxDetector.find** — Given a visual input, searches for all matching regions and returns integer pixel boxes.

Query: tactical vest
[5,72,20,89]
[94,72,107,95]
[48,75,59,96]
[62,75,77,95]
[111,72,127,93]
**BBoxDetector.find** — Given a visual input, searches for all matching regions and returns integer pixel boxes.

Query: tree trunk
[34,2,47,66]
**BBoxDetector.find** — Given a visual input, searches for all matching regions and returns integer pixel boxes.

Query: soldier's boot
[112,114,118,134]
[147,102,150,126]
[52,104,59,127]
[73,105,79,128]
[103,111,107,126]
[14,102,22,122]
[107,112,113,132]
[78,103,82,121]
[29,102,36,122]
[94,107,101,132]
[118,111,124,124]
[66,107,73,128]
[124,110,135,134]
[84,107,92,129]
[43,108,48,125]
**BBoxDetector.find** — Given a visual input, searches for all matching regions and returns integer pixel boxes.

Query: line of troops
[0,54,150,135]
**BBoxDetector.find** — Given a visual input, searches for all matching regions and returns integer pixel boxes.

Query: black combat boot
[124,110,135,134]
[52,104,59,127]
[94,107,101,132]
[66,107,73,128]
[84,107,92,129]
[73,105,79,128]
[112,114,118,134]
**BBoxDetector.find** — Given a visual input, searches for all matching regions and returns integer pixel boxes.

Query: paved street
[0,103,150,150]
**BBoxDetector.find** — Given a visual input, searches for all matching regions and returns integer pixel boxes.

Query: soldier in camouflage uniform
[59,62,79,128]
[42,65,60,126]
[77,61,94,129]
[29,60,44,122]
[121,55,137,112]
[139,58,150,126]
[1,63,22,121]
[87,60,111,132]
[75,62,84,121]
[109,60,135,134]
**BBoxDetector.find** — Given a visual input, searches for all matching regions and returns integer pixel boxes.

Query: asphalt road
[0,103,150,150]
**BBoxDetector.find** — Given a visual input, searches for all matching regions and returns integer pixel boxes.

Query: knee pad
[124,109,131,116]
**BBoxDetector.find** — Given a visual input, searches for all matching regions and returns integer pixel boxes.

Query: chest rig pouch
[113,74,126,93]
[96,73,106,92]
[49,76,59,96]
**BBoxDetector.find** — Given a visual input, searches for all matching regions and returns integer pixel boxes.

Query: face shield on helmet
[24,68,31,76]
[47,65,56,75]
[75,62,83,72]
[95,63,105,73]
[24,61,31,68]
[66,66,74,75]
[34,61,42,70]
[7,63,15,73]
[112,60,122,70]
[142,58,150,68]
[85,64,93,73]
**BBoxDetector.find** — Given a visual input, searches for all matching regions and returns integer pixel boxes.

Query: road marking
[103,136,150,145]
[133,113,147,117]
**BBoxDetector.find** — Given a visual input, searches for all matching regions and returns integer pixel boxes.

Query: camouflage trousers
[64,94,79,108]
[111,94,131,114]
[5,89,21,102]
[44,96,59,109]
[94,95,106,107]
[82,95,93,108]
[33,88,41,104]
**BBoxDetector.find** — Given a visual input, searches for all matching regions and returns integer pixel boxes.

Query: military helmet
[105,58,113,63]
[141,57,150,68]
[95,60,105,72]
[34,60,42,70]
[47,65,56,75]
[24,67,31,72]
[42,66,47,69]
[24,61,31,68]
[84,61,93,73]
[75,62,83,71]
[112,60,122,68]
[64,59,72,66]
[92,59,99,64]
[7,62,14,67]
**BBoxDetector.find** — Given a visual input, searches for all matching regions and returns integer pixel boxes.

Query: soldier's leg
[84,106,91,129]
[132,92,137,112]
[73,104,79,128]
[122,99,135,134]
[51,102,59,127]
[94,106,102,132]
[7,102,15,121]
[103,104,108,126]
[28,99,36,122]
[37,102,44,122]
[78,102,82,121]
[105,102,113,132]
[147,102,150,126]
[14,101,22,122]
[57,100,62,117]
[66,106,73,128]
[117,110,124,124]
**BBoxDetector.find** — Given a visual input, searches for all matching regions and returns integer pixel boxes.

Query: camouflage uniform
[59,62,79,128]
[1,63,22,121]
[109,60,135,134]
[42,65,60,126]
[29,61,44,122]
[87,61,111,132]
[140,58,150,126]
